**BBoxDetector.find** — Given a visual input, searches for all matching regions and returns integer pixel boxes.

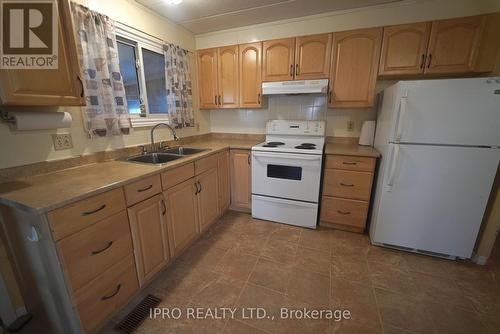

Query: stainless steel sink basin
[161,147,208,155]
[127,153,182,164]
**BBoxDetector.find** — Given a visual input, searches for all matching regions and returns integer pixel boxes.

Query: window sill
[131,118,170,128]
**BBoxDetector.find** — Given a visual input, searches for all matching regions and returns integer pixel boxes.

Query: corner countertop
[0,138,260,214]
[324,141,381,158]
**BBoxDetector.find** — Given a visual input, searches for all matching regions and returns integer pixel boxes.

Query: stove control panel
[266,120,325,136]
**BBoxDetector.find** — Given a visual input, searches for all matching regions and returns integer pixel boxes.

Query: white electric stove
[251,120,325,229]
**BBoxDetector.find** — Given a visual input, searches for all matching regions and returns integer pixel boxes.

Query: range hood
[262,79,329,95]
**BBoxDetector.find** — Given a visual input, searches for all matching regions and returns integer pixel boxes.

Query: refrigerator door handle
[395,96,407,142]
[386,145,400,190]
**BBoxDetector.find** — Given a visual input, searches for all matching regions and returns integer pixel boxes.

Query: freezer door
[370,144,500,258]
[390,77,500,146]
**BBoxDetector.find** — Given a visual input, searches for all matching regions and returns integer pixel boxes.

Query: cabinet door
[379,22,431,76]
[197,168,220,232]
[218,150,231,214]
[230,150,251,212]
[217,45,239,108]
[294,34,332,80]
[127,194,169,286]
[425,16,485,74]
[197,48,218,109]
[0,0,84,106]
[239,42,262,108]
[262,38,295,82]
[329,28,382,108]
[163,178,199,258]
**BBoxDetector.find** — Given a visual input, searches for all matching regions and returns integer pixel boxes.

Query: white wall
[0,0,210,170]
[200,0,500,137]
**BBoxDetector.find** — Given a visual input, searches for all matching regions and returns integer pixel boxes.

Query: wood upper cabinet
[0,0,84,106]
[217,45,239,108]
[197,48,218,109]
[262,38,295,81]
[230,149,251,212]
[217,150,231,214]
[295,34,332,80]
[197,167,220,232]
[163,178,199,258]
[127,194,169,286]
[239,42,262,107]
[379,22,431,76]
[425,16,485,74]
[329,27,382,108]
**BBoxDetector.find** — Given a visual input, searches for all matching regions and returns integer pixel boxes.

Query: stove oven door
[251,151,322,202]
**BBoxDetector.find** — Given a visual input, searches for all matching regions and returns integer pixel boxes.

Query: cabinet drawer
[48,188,126,241]
[57,211,133,292]
[161,163,195,190]
[124,174,161,206]
[323,169,373,200]
[320,196,368,228]
[325,155,375,171]
[195,154,218,175]
[74,254,139,333]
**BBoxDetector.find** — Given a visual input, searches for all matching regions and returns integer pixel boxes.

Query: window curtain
[71,3,131,137]
[164,44,194,128]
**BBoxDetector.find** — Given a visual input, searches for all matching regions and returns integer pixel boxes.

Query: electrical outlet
[52,133,73,151]
[347,120,355,132]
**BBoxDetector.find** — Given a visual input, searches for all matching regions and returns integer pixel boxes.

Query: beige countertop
[325,142,380,158]
[0,139,259,214]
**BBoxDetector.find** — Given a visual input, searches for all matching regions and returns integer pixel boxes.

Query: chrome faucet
[150,123,178,152]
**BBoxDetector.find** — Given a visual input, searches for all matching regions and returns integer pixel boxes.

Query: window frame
[115,23,169,127]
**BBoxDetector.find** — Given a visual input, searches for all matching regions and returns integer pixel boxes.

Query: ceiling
[135,0,403,34]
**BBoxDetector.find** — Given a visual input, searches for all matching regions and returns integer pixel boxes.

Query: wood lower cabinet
[218,150,231,214]
[127,194,169,286]
[230,149,251,212]
[218,45,239,108]
[262,38,295,81]
[379,22,431,76]
[197,167,220,232]
[320,154,376,233]
[239,42,262,108]
[0,0,84,106]
[295,33,332,80]
[329,27,382,108]
[163,178,199,258]
[197,48,219,109]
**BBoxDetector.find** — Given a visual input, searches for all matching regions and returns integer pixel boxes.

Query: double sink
[127,147,208,164]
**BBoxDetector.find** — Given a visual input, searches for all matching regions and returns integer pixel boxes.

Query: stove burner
[263,144,278,147]
[300,143,316,147]
[267,142,285,146]
[295,145,316,150]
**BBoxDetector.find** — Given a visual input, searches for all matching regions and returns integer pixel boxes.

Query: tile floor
[102,211,500,334]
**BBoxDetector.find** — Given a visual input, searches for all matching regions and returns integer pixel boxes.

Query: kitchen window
[116,23,168,127]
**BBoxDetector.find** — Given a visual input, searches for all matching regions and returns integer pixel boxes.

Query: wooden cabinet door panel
[425,16,485,74]
[295,34,332,80]
[379,22,431,76]
[239,42,262,108]
[218,150,231,214]
[230,150,251,211]
[329,28,382,108]
[128,194,169,285]
[163,178,199,257]
[197,48,218,109]
[0,0,84,106]
[217,45,239,108]
[197,168,220,232]
[262,38,295,81]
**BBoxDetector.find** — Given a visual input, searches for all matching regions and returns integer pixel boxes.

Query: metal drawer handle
[337,210,351,215]
[290,64,293,77]
[427,54,432,68]
[295,64,299,76]
[197,181,202,193]
[101,284,121,301]
[137,184,153,192]
[340,183,354,187]
[342,162,358,165]
[81,204,106,216]
[161,199,166,216]
[90,241,113,256]
[194,182,199,195]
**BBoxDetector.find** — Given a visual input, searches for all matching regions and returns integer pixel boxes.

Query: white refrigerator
[370,77,500,259]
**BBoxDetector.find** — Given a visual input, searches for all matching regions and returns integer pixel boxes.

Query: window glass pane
[142,49,167,114]
[117,39,141,114]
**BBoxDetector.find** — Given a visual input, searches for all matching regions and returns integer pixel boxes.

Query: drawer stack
[48,188,139,333]
[320,155,376,232]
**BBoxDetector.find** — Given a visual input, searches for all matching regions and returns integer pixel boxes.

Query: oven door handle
[252,152,321,161]
[256,195,317,208]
